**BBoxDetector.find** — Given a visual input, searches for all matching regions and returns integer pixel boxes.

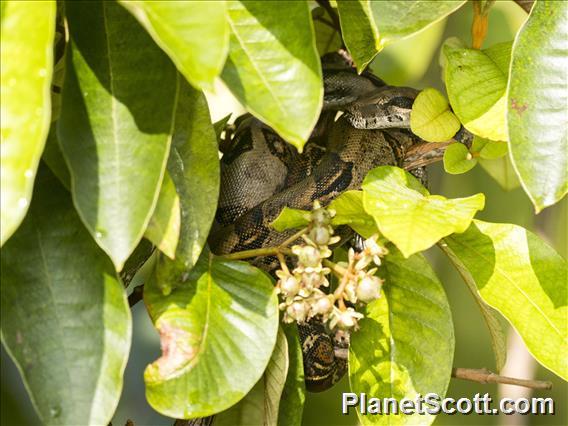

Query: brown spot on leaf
[511,99,528,115]
[155,322,197,377]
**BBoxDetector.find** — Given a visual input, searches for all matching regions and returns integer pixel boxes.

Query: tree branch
[513,0,534,14]
[128,284,144,308]
[452,368,552,390]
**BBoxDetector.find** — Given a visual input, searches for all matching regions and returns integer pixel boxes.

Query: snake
[207,52,454,395]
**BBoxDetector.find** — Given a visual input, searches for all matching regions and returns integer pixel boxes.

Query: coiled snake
[209,53,468,395]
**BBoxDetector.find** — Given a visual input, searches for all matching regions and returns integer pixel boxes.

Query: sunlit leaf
[443,143,477,175]
[362,166,485,257]
[443,220,568,380]
[349,249,454,425]
[144,172,180,260]
[444,41,512,141]
[1,166,131,425]
[410,87,460,142]
[271,207,311,232]
[328,190,378,238]
[337,0,465,71]
[58,0,178,270]
[119,0,229,90]
[222,0,322,150]
[144,252,279,418]
[507,0,568,212]
[1,0,56,246]
[470,136,508,160]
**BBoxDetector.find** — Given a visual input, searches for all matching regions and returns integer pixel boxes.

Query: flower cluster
[276,202,388,331]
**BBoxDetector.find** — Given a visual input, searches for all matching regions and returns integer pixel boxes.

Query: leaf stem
[452,368,552,390]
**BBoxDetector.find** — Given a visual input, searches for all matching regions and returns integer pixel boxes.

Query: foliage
[1,1,566,425]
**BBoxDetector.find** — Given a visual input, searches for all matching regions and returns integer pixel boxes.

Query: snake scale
[208,53,434,394]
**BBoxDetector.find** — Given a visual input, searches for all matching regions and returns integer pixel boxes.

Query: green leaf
[479,156,521,191]
[119,0,229,91]
[336,0,379,71]
[222,0,322,151]
[349,249,454,425]
[444,42,512,141]
[443,220,568,380]
[278,324,305,426]
[144,172,180,260]
[144,252,279,418]
[443,143,477,175]
[58,1,178,270]
[216,328,288,426]
[362,166,485,257]
[438,242,507,372]
[507,0,568,212]
[1,166,131,425]
[271,207,311,232]
[328,190,378,238]
[1,0,56,246]
[470,136,508,159]
[337,0,465,71]
[154,82,220,295]
[410,88,461,142]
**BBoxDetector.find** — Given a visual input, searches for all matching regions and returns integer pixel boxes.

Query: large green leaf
[507,0,568,212]
[216,328,288,425]
[58,0,178,270]
[278,324,305,426]
[144,252,279,418]
[222,0,322,151]
[362,166,485,257]
[443,220,567,380]
[444,42,512,141]
[349,249,454,425]
[0,0,56,246]
[337,0,465,71]
[438,243,507,372]
[1,166,131,425]
[119,0,229,90]
[154,83,220,295]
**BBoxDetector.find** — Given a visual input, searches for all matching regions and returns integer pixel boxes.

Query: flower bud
[287,301,307,323]
[336,308,363,329]
[280,275,300,296]
[312,295,334,316]
[294,245,321,267]
[356,275,382,303]
[309,226,331,246]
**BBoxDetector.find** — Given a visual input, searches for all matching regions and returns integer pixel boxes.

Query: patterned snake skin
[209,54,430,393]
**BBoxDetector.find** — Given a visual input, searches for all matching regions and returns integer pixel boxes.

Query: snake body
[210,55,427,392]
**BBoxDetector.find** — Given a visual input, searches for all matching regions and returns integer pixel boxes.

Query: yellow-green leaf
[410,88,460,142]
[1,0,56,246]
[443,220,568,380]
[362,166,485,257]
[444,42,512,141]
[443,143,477,175]
[119,0,229,90]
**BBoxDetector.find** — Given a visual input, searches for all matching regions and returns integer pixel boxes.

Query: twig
[128,284,144,307]
[513,0,534,14]
[452,368,552,390]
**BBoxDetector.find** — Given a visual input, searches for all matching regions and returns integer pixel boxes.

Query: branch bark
[513,0,535,14]
[452,367,552,390]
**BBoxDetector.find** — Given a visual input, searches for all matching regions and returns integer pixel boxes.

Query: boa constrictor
[208,53,466,396]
